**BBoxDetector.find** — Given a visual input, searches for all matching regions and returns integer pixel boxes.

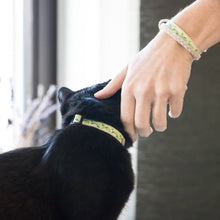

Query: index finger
[94,65,127,99]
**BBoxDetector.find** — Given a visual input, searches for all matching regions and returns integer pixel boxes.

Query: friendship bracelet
[158,19,201,61]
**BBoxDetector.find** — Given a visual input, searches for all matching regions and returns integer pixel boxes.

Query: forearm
[172,0,220,52]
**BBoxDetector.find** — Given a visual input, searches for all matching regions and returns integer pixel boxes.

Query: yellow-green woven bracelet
[159,19,201,60]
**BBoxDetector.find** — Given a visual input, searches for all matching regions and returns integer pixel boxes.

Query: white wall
[57,1,140,219]
[57,0,140,90]
[0,0,25,152]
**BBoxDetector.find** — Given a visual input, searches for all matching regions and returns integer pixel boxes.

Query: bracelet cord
[158,19,201,61]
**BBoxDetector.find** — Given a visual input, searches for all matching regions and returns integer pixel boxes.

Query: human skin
[95,0,220,141]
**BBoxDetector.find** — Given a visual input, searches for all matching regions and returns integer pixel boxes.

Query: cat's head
[58,81,132,147]
[58,81,122,126]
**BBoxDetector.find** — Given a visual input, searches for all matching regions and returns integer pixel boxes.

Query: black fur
[0,81,134,220]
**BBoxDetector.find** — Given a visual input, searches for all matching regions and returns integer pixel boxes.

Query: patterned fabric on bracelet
[158,19,201,60]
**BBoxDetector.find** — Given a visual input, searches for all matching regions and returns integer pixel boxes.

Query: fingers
[168,94,184,118]
[152,97,168,132]
[120,90,137,142]
[94,65,127,99]
[122,92,184,140]
[134,97,153,137]
[168,86,186,118]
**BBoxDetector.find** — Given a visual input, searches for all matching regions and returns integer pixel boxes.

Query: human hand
[95,32,193,141]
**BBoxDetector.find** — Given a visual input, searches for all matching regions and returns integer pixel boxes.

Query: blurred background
[0,0,139,151]
[0,0,139,219]
[0,0,219,220]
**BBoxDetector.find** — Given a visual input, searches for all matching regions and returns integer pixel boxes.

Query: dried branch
[17,85,57,148]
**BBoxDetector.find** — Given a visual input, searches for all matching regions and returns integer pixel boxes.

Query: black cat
[0,81,134,220]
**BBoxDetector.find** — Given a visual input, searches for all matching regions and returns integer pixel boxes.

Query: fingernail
[142,127,153,137]
[169,111,179,118]
[148,127,153,136]
[168,110,177,118]
[156,126,167,132]
[94,91,101,97]
[168,111,173,118]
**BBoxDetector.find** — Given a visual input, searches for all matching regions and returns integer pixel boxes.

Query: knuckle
[134,87,147,98]
[135,121,153,137]
[155,83,186,98]
[135,120,146,131]
[170,84,186,96]
[121,84,134,98]
[135,123,145,132]
[155,87,169,98]
[121,116,132,126]
[133,80,154,98]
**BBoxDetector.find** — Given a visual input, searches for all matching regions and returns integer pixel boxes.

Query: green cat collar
[71,114,125,146]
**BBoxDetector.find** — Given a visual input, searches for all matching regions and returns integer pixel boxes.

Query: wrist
[172,0,220,52]
[155,31,194,63]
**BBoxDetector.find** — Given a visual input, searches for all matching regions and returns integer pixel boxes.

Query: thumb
[94,65,128,99]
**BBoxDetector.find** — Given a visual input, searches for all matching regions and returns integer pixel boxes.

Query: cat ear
[58,87,74,103]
